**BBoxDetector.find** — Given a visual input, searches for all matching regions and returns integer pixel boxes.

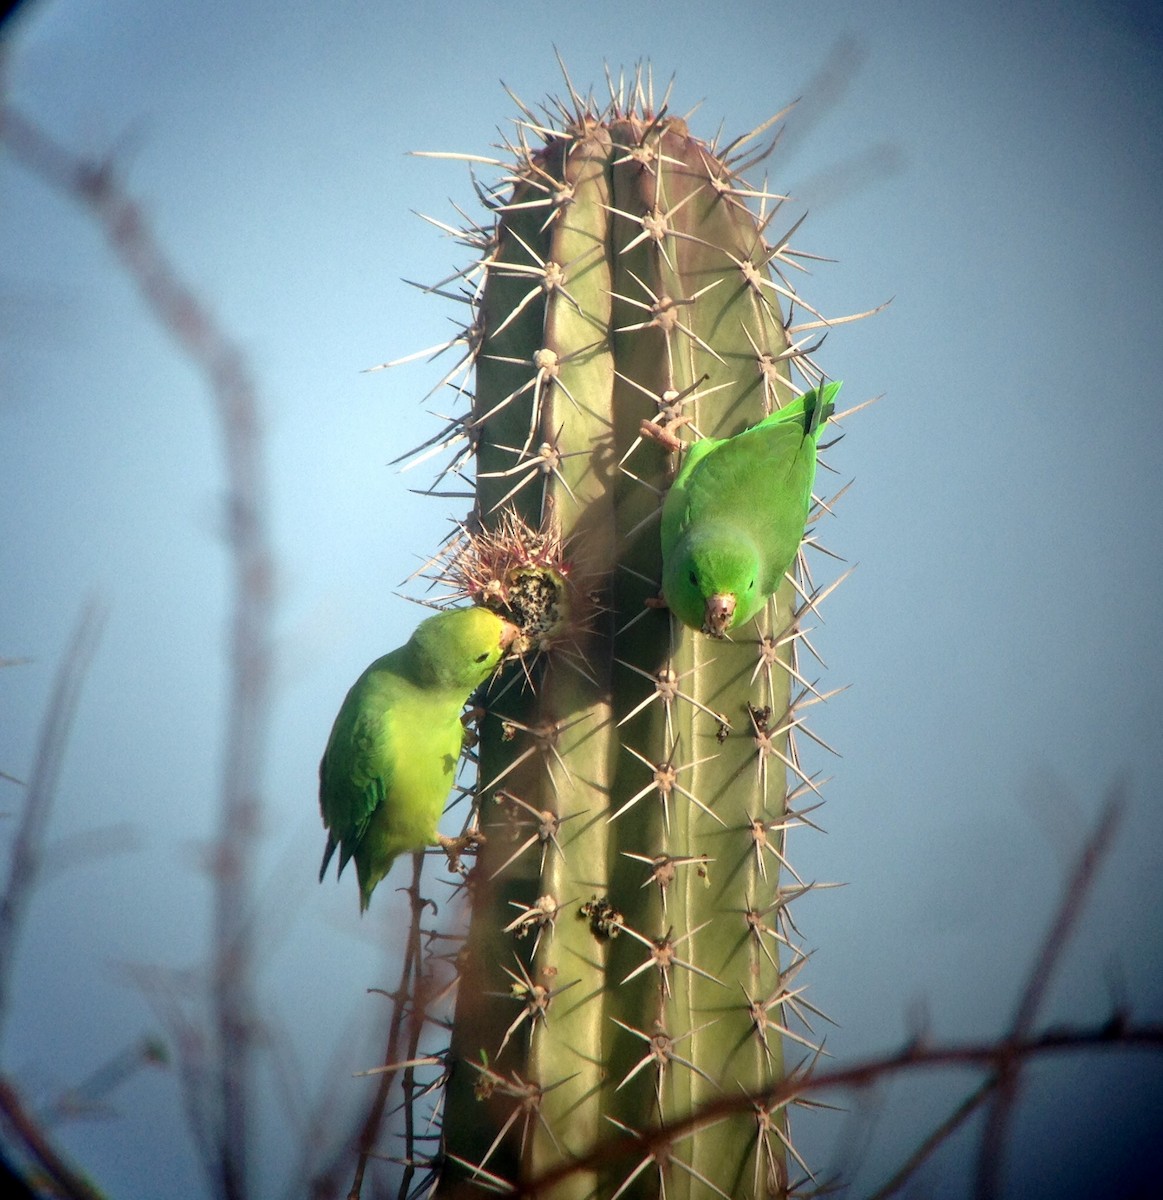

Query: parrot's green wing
[660,433,722,561]
[685,387,834,524]
[663,385,838,550]
[683,386,838,583]
[318,655,401,882]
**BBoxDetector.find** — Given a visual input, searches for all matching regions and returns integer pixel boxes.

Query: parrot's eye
[688,570,698,587]
[474,651,490,663]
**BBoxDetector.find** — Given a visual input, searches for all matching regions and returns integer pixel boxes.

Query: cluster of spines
[378,63,866,1199]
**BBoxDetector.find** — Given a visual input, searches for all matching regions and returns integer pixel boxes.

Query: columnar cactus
[385,66,859,1200]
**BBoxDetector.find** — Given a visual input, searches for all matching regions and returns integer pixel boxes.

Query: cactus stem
[478,712,590,795]
[395,68,877,1195]
[621,851,713,917]
[607,1119,735,1200]
[614,742,725,829]
[494,958,578,1056]
[611,1017,722,1097]
[502,893,565,956]
[749,814,807,886]
[619,919,722,995]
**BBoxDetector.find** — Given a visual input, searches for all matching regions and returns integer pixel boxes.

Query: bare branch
[973,782,1128,1200]
[523,1019,1163,1198]
[2,106,275,1200]
[0,601,104,1045]
[0,1075,108,1200]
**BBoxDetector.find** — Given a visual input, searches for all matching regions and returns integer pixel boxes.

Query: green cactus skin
[396,70,850,1200]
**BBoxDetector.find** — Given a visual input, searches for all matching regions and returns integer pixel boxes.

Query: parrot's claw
[438,831,485,875]
[643,593,668,610]
[638,418,689,453]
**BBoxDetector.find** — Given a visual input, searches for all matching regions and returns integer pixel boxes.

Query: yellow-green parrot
[319,606,516,910]
[661,382,840,637]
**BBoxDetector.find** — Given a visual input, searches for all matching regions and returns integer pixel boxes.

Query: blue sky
[2,0,1162,1196]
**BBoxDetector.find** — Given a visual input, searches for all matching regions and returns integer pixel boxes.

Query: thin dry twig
[521,786,1152,1198]
[0,602,104,1045]
[866,1075,994,1200]
[972,781,1127,1200]
[0,1076,108,1200]
[2,106,274,1200]
[522,1020,1163,1198]
[0,603,107,1200]
[347,853,428,1200]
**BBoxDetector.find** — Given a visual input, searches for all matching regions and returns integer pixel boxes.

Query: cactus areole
[380,68,860,1200]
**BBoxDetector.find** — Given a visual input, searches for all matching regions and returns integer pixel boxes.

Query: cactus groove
[385,65,862,1200]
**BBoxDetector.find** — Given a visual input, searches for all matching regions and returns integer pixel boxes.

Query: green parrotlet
[319,606,516,910]
[660,382,840,637]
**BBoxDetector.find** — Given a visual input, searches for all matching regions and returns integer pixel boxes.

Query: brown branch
[522,784,1144,1198]
[2,106,274,1200]
[348,853,429,1200]
[867,1074,995,1200]
[0,1075,108,1200]
[520,1019,1163,1198]
[0,604,106,1197]
[973,781,1127,1200]
[0,602,104,1045]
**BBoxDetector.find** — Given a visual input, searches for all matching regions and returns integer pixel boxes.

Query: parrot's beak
[702,593,736,638]
[498,619,521,649]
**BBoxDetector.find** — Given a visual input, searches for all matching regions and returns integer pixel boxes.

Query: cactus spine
[394,68,849,1199]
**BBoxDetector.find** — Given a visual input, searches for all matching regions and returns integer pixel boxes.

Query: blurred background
[2,0,1162,1196]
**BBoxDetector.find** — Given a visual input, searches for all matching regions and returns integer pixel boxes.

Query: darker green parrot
[661,382,840,637]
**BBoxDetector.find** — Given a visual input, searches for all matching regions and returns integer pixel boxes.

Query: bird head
[409,606,518,690]
[665,526,761,638]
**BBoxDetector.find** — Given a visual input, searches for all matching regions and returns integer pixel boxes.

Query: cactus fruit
[378,64,867,1199]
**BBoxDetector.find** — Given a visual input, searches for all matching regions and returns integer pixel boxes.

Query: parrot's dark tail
[808,379,843,436]
[319,833,338,882]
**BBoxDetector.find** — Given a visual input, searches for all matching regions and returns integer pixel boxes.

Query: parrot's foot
[460,703,485,750]
[438,831,485,875]
[643,593,668,611]
[638,417,690,453]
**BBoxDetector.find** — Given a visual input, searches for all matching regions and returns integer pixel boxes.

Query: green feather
[318,606,512,911]
[661,382,840,636]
